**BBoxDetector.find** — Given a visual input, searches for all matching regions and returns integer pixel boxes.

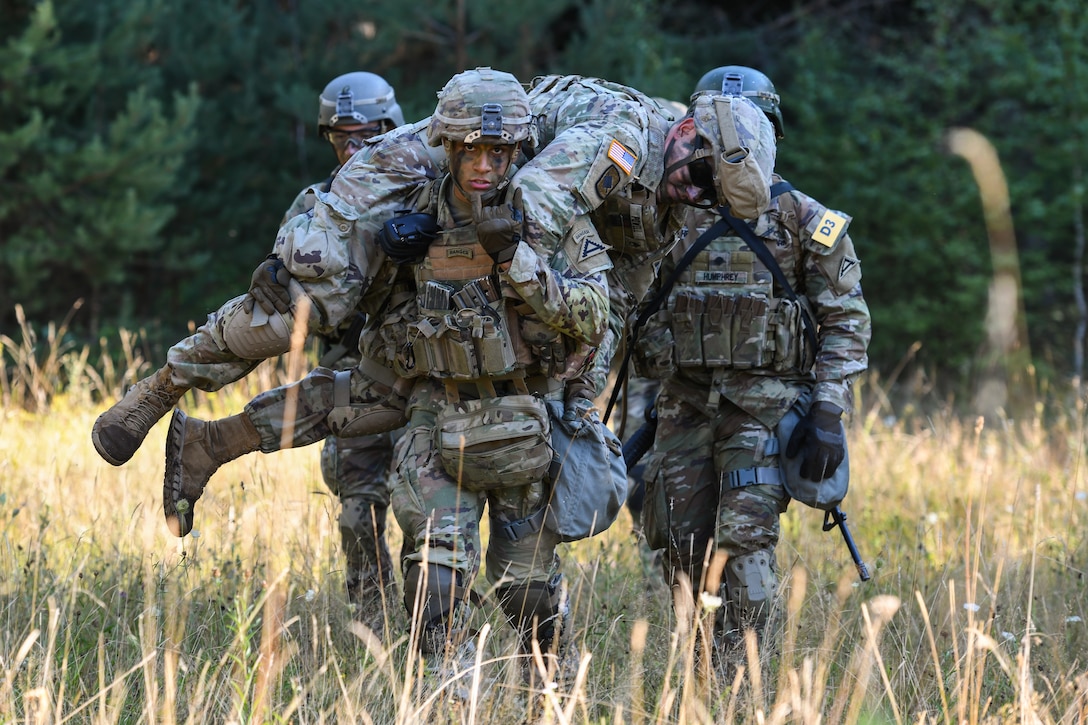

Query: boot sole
[164,409,194,537]
[91,415,130,467]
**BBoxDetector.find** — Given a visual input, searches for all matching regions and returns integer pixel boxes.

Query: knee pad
[723,548,778,632]
[497,576,562,651]
[326,369,408,437]
[403,562,464,626]
[221,301,294,360]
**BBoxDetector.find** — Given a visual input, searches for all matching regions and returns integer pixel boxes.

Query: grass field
[2,320,1088,723]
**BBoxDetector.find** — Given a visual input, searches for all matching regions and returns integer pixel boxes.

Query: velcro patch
[695,270,747,284]
[594,165,621,199]
[812,210,847,247]
[576,226,607,260]
[607,139,637,174]
[838,256,859,280]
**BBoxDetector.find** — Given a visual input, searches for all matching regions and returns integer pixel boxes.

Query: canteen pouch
[542,400,628,542]
[434,394,552,491]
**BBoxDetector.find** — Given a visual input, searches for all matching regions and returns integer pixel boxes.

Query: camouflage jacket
[280,167,338,227]
[646,174,871,427]
[275,120,609,356]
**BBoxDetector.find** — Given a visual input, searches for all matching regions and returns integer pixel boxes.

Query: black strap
[603,181,795,423]
[603,216,730,422]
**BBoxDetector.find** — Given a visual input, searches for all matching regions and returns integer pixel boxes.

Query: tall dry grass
[2,325,1088,724]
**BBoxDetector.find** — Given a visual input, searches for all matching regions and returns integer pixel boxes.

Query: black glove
[563,378,597,422]
[785,401,845,481]
[471,187,524,265]
[244,254,293,315]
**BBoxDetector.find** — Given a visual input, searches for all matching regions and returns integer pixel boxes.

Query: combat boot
[163,408,260,537]
[92,366,189,465]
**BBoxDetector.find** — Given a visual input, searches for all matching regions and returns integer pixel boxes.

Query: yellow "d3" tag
[813,210,847,247]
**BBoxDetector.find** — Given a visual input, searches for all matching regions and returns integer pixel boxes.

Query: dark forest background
[2,0,1086,408]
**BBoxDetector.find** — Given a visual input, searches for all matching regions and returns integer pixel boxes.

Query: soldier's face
[660,118,715,206]
[327,121,387,165]
[448,140,516,203]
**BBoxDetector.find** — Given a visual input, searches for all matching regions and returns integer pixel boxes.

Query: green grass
[2,322,1088,723]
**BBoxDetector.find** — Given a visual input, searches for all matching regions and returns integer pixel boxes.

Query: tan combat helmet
[427,67,536,148]
[318,71,405,138]
[674,90,777,219]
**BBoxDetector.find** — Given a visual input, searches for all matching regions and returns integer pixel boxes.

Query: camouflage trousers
[389,379,562,590]
[166,294,261,390]
[321,434,396,597]
[241,366,400,599]
[641,381,789,649]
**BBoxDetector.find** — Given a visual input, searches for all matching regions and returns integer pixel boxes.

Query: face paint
[448,140,516,204]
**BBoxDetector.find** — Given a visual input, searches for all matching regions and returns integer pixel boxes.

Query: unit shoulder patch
[838,256,859,281]
[812,210,848,248]
[594,165,622,200]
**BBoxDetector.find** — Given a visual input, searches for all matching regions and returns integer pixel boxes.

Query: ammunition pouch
[630,309,676,380]
[390,276,532,380]
[632,292,814,375]
[433,394,552,491]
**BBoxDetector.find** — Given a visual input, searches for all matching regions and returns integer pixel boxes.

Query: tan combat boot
[163,409,260,537]
[92,366,189,465]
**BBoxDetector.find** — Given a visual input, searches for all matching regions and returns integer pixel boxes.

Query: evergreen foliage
[2,0,1086,399]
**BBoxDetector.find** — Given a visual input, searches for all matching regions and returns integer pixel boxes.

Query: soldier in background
[286,72,405,622]
[631,65,871,679]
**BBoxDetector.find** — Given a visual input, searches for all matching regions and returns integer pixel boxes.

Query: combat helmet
[669,91,777,218]
[427,67,535,148]
[318,72,405,137]
[694,65,783,138]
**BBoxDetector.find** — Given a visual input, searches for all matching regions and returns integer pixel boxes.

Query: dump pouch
[434,394,552,491]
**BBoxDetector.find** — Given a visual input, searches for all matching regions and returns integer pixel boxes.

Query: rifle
[823,506,871,582]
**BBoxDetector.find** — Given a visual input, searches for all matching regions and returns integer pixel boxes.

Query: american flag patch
[607,139,637,174]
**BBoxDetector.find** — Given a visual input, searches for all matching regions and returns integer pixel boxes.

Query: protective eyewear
[326,124,386,151]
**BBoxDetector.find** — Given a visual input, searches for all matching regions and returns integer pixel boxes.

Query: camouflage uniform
[636,172,871,658]
[278,168,397,610]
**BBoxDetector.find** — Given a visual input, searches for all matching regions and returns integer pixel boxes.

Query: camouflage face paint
[448,140,516,204]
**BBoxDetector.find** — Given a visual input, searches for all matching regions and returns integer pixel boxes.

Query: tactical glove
[563,378,597,422]
[785,401,845,481]
[471,188,524,265]
[244,255,293,315]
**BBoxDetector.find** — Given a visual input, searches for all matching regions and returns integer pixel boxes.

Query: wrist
[810,401,843,422]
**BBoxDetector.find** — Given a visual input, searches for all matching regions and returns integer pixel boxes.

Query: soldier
[90,69,777,488]
[161,68,611,672]
[148,68,777,673]
[288,72,404,618]
[630,65,872,677]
